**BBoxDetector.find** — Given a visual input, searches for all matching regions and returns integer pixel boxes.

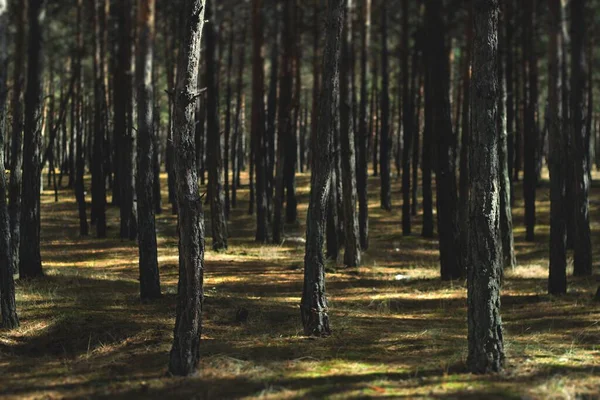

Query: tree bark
[301,0,345,337]
[0,0,19,329]
[206,0,228,251]
[168,0,206,376]
[136,0,162,300]
[231,26,247,210]
[19,0,46,279]
[401,0,412,235]
[379,2,391,211]
[468,0,505,374]
[223,10,235,218]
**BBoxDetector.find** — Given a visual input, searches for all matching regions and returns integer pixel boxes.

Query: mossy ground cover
[1,170,599,399]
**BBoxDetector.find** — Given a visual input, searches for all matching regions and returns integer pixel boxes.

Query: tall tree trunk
[19,0,46,279]
[498,5,516,270]
[570,0,592,276]
[523,0,537,242]
[379,4,391,211]
[92,0,107,238]
[266,14,279,221]
[206,0,228,250]
[548,0,567,295]
[421,30,434,239]
[115,0,137,240]
[252,0,269,242]
[356,0,370,250]
[468,0,505,374]
[0,0,19,329]
[505,0,515,205]
[231,26,247,210]
[136,0,161,300]
[168,0,206,377]
[301,0,344,337]
[428,0,462,280]
[340,0,361,267]
[401,0,412,234]
[223,10,235,218]
[8,0,26,276]
[286,1,299,225]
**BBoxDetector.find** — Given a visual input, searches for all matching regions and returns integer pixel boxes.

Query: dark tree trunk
[357,0,370,250]
[570,0,592,277]
[379,5,391,211]
[523,0,537,242]
[401,0,412,235]
[19,0,46,279]
[252,0,269,242]
[231,26,247,210]
[421,33,434,239]
[427,0,462,280]
[206,0,228,250]
[168,0,206,377]
[273,0,293,244]
[505,0,515,205]
[92,0,107,238]
[411,36,422,218]
[223,10,234,218]
[115,0,137,240]
[548,0,567,295]
[498,6,516,270]
[266,15,279,220]
[0,0,19,329]
[8,0,26,275]
[468,0,505,374]
[301,0,344,337]
[340,0,361,267]
[135,0,162,300]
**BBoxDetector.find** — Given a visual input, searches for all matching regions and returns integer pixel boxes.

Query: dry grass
[1,169,599,399]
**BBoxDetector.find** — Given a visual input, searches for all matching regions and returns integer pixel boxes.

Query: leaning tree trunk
[206,0,228,250]
[427,0,462,280]
[467,0,505,374]
[168,0,206,377]
[135,0,161,300]
[8,0,25,276]
[301,0,345,337]
[0,0,19,329]
[340,0,361,267]
[548,0,567,295]
[19,0,46,279]
[379,2,391,211]
[570,0,592,277]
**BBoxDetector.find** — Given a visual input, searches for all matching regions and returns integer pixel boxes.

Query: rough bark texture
[19,0,46,279]
[0,0,19,329]
[468,0,505,374]
[115,0,137,240]
[206,0,228,251]
[301,0,345,337]
[427,0,462,280]
[168,0,206,376]
[136,0,162,300]
[570,0,592,277]
[379,3,391,211]
[401,0,413,236]
[8,0,26,276]
[357,0,370,250]
[497,8,516,270]
[547,0,567,295]
[340,0,361,267]
[252,0,269,242]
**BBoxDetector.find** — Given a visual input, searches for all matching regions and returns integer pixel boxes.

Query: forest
[0,0,599,398]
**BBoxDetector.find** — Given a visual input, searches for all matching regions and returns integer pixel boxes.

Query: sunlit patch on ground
[1,170,599,399]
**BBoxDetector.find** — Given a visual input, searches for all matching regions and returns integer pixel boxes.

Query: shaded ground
[1,170,599,399]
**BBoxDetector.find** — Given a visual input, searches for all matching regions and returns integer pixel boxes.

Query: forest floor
[1,169,600,399]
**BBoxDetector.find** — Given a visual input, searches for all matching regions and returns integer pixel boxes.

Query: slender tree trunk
[379,5,391,211]
[168,0,206,377]
[421,31,434,239]
[231,27,247,210]
[340,0,361,267]
[8,0,26,276]
[19,0,46,279]
[570,0,592,277]
[301,0,344,337]
[266,15,279,221]
[411,38,422,218]
[206,0,228,250]
[468,0,505,374]
[0,0,19,329]
[428,0,462,280]
[506,0,515,205]
[75,0,88,236]
[548,0,567,295]
[135,0,161,300]
[401,0,412,234]
[223,10,235,218]
[357,0,370,250]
